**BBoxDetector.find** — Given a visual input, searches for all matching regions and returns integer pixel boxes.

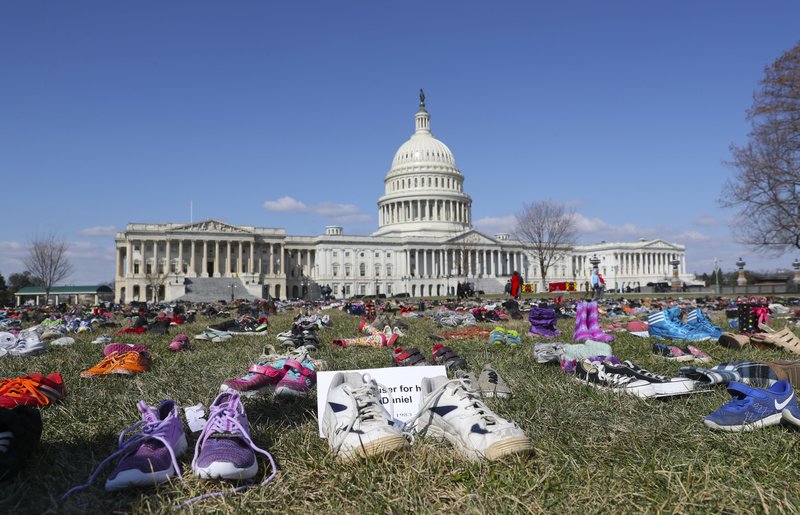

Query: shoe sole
[274,385,311,398]
[484,436,534,460]
[104,434,188,491]
[336,434,409,463]
[219,383,276,398]
[425,424,532,461]
[703,412,783,431]
[194,459,258,480]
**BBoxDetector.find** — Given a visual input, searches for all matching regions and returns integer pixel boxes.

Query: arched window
[359,263,366,277]
[375,264,381,276]
[345,264,352,277]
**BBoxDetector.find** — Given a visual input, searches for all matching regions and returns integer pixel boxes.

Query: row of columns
[118,239,286,278]
[614,252,685,276]
[406,248,524,278]
[379,199,470,226]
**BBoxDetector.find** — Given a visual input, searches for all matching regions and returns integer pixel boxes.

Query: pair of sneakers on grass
[322,372,531,463]
[220,345,321,399]
[62,391,276,507]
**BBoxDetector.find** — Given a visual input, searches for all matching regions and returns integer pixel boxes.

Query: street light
[230,282,235,302]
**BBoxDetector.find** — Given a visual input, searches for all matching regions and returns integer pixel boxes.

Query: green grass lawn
[2,308,800,514]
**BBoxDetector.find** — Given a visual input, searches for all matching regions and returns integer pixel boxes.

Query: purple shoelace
[177,392,277,508]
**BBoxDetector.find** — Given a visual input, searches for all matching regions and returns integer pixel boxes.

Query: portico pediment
[640,239,682,250]
[445,230,500,246]
[170,219,252,235]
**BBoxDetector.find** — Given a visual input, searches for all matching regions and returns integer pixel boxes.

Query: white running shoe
[321,372,409,462]
[410,375,533,461]
[92,335,113,345]
[0,331,46,357]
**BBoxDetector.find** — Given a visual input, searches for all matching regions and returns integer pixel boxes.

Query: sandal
[652,343,694,362]
[718,332,750,349]
[682,345,712,363]
[392,347,428,366]
[751,328,800,355]
[432,344,467,371]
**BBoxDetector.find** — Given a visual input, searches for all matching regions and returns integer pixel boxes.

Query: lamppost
[736,257,747,287]
[713,258,721,294]
[230,282,235,302]
[793,258,800,286]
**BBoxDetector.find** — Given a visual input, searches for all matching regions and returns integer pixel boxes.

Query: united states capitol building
[114,94,695,302]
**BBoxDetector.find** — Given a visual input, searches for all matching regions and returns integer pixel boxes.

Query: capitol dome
[373,91,472,237]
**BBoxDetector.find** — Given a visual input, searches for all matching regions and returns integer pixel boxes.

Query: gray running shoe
[478,365,512,399]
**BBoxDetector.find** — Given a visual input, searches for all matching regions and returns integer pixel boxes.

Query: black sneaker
[574,360,653,397]
[603,360,695,398]
[0,406,43,482]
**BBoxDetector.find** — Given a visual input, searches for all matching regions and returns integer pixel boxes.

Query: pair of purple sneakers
[62,391,276,505]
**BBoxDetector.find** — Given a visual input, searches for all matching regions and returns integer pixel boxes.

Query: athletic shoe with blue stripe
[684,308,723,339]
[409,375,532,461]
[647,310,712,342]
[704,380,800,431]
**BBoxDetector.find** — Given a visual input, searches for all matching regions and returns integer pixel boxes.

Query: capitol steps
[177,278,259,303]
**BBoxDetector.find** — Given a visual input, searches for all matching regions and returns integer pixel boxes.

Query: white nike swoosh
[775,392,794,411]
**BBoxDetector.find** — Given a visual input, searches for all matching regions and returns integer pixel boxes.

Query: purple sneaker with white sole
[61,400,187,498]
[274,359,317,398]
[192,391,264,480]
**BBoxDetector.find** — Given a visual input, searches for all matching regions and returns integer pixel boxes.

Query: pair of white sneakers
[322,372,532,462]
[0,330,46,357]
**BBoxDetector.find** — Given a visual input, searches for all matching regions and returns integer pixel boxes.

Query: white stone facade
[114,95,696,302]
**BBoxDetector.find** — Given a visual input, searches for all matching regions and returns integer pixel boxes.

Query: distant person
[504,280,512,297]
[591,269,601,300]
[510,271,521,299]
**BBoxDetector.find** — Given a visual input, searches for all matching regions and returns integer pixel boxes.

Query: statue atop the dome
[419,89,425,106]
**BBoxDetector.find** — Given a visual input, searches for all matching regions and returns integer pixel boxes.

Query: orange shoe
[0,373,67,408]
[80,351,152,377]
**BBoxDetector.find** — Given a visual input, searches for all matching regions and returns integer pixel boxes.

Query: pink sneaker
[169,333,190,352]
[103,343,149,356]
[220,360,287,398]
[274,359,317,398]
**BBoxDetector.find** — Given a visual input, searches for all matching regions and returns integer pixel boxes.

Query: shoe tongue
[137,401,160,424]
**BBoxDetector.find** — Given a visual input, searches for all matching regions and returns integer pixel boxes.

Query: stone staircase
[177,278,259,303]
[471,276,507,295]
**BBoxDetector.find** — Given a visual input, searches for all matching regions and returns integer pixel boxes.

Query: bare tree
[514,200,577,290]
[721,42,800,254]
[22,233,73,305]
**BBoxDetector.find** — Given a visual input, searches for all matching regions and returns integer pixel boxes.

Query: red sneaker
[0,373,67,408]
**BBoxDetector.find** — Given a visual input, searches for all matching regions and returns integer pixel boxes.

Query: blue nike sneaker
[704,380,800,431]
[685,308,723,339]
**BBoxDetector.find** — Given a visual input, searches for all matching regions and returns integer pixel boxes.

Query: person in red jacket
[510,271,521,299]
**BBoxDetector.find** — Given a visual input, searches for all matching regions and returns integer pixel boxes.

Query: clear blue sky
[2,1,799,284]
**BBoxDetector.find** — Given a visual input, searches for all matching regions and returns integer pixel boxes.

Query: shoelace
[331,376,396,456]
[61,416,183,500]
[621,362,670,382]
[0,378,53,405]
[86,352,139,372]
[404,376,501,436]
[0,431,12,453]
[179,394,276,508]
